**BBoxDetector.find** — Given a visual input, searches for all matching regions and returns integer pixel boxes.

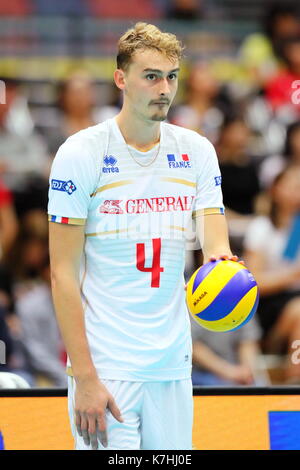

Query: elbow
[50,264,78,289]
[50,267,60,291]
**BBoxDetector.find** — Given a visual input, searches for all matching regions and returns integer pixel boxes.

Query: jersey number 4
[136,238,164,288]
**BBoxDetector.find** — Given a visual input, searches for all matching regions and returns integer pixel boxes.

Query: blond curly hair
[117,22,184,71]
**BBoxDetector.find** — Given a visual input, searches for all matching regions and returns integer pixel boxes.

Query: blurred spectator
[259,120,300,188]
[0,179,18,259]
[216,117,261,255]
[0,77,50,216]
[0,237,17,374]
[0,264,14,315]
[0,259,17,375]
[0,261,34,384]
[217,117,260,215]
[170,62,232,143]
[239,2,300,87]
[94,84,121,124]
[242,6,300,157]
[0,305,13,373]
[32,0,88,16]
[7,209,48,284]
[87,0,160,19]
[167,0,202,20]
[0,0,31,16]
[15,262,67,387]
[5,210,66,386]
[265,35,300,120]
[244,166,300,383]
[191,318,264,386]
[41,71,97,156]
[164,0,225,20]
[36,72,120,156]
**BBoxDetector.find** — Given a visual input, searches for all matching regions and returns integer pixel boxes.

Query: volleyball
[186,260,259,332]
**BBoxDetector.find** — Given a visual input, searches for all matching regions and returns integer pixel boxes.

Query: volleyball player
[48,22,237,450]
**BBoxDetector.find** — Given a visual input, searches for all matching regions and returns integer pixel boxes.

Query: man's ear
[114,69,126,91]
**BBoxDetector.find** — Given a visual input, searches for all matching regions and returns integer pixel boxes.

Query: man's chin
[150,113,168,122]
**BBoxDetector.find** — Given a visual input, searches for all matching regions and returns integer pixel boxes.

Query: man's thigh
[68,376,143,450]
[141,378,193,450]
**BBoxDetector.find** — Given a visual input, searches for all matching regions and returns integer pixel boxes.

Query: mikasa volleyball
[186,260,259,332]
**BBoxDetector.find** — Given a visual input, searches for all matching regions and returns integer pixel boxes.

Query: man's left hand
[184,254,245,291]
[208,254,245,265]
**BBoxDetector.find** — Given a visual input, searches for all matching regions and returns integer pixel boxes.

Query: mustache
[149,99,170,105]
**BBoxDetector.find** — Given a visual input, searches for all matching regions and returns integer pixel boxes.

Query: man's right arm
[49,221,97,381]
[49,221,123,449]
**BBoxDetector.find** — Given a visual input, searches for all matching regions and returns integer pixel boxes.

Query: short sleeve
[192,137,224,218]
[48,137,99,225]
[243,217,271,252]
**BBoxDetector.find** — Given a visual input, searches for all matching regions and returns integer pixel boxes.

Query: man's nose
[159,78,170,95]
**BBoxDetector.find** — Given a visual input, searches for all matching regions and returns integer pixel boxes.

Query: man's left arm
[196,213,242,264]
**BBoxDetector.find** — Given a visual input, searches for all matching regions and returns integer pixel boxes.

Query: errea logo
[102,155,119,173]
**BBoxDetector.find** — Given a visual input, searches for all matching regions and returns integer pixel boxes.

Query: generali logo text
[100,195,195,214]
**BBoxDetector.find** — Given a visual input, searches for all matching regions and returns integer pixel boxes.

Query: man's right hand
[74,375,123,450]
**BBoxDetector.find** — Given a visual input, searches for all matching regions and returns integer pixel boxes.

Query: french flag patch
[167,154,191,168]
[50,215,69,224]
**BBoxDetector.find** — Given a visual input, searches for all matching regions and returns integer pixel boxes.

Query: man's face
[121,49,179,122]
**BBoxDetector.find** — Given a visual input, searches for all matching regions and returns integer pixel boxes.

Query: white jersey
[48,118,224,381]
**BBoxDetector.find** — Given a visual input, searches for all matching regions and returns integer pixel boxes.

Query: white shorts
[68,376,193,450]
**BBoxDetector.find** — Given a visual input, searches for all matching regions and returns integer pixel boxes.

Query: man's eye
[168,74,177,80]
[146,74,157,80]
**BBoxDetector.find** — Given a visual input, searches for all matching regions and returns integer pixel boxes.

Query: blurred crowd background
[0,0,300,388]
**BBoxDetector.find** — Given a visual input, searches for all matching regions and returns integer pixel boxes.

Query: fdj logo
[102,155,119,173]
[51,179,77,195]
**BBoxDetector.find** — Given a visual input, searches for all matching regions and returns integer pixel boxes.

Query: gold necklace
[126,141,161,167]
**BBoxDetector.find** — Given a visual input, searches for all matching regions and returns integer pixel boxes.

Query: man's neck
[115,109,161,151]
